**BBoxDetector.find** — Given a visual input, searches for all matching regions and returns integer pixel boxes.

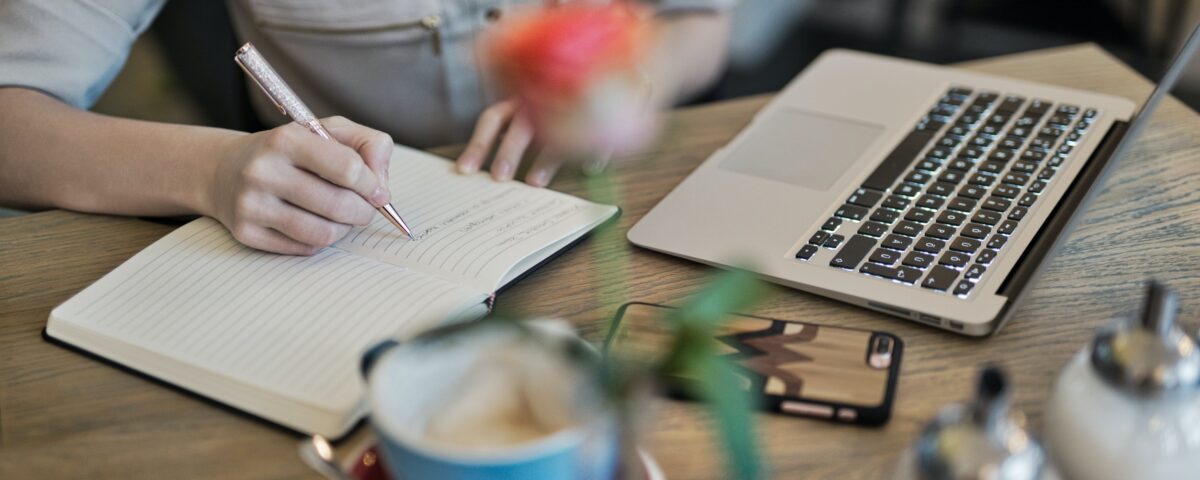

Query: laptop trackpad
[720,108,883,190]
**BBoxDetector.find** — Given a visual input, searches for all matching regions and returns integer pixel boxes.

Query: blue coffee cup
[361,320,620,480]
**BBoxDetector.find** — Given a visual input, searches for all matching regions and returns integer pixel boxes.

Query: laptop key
[1010,161,1036,175]
[922,266,960,291]
[927,181,957,197]
[997,95,1025,113]
[997,220,1019,235]
[947,87,973,98]
[917,119,946,131]
[978,160,1006,174]
[989,149,1016,163]
[950,237,982,253]
[809,231,830,245]
[999,136,1024,150]
[882,195,910,210]
[858,221,889,237]
[961,222,991,239]
[953,280,975,296]
[829,235,877,270]
[914,237,946,254]
[1027,99,1052,115]
[958,185,986,199]
[861,130,936,190]
[796,244,819,260]
[968,174,995,187]
[947,196,977,212]
[926,224,956,240]
[835,204,869,220]
[937,171,966,185]
[1030,137,1055,151]
[948,158,974,172]
[916,159,942,172]
[963,263,987,280]
[916,194,945,210]
[976,91,999,104]
[982,197,1011,212]
[893,221,923,237]
[894,183,922,197]
[961,147,986,159]
[986,234,1007,250]
[824,234,845,249]
[937,210,968,226]
[1002,172,1030,186]
[870,208,900,224]
[860,263,922,284]
[822,217,843,231]
[1022,149,1047,162]
[1028,180,1048,194]
[903,251,935,268]
[972,210,1002,225]
[940,251,970,267]
[1018,193,1037,207]
[869,248,901,266]
[847,188,884,208]
[882,234,913,250]
[992,185,1020,199]
[975,249,998,265]
[905,209,934,223]
[1008,207,1028,221]
[904,170,933,185]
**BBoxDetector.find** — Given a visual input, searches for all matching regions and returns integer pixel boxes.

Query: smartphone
[605,302,902,426]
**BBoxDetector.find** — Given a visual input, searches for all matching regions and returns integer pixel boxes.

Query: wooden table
[2,45,1198,479]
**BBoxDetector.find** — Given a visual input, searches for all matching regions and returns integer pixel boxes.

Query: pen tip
[379,203,416,240]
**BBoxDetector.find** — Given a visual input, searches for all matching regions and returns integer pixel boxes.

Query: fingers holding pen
[322,116,395,183]
[270,124,389,208]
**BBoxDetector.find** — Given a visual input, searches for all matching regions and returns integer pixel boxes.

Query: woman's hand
[455,99,563,187]
[206,116,394,255]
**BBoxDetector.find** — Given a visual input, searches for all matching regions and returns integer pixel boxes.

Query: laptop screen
[1107,24,1200,164]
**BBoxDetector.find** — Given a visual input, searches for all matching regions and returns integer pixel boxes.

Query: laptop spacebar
[861,130,934,191]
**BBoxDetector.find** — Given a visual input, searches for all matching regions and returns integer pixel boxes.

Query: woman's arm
[0,87,394,255]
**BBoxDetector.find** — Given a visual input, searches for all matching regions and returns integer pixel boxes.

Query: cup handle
[361,339,400,379]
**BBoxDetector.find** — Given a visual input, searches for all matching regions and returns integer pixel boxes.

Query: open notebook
[46,145,618,437]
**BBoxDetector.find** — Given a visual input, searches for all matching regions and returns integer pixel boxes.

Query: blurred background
[95,0,1200,129]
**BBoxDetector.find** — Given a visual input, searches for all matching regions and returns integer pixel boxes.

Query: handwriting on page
[336,153,592,284]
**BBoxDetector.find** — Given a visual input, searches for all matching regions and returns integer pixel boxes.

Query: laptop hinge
[991,120,1131,325]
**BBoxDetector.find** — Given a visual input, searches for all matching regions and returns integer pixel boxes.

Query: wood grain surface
[2,45,1198,479]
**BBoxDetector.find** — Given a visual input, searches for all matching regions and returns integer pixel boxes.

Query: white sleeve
[0,0,166,109]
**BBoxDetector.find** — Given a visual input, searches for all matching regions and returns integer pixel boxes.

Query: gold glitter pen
[234,43,414,239]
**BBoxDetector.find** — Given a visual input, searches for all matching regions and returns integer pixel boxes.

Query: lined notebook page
[335,146,618,293]
[50,218,486,418]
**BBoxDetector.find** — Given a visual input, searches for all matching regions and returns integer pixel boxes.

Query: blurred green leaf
[659,268,768,480]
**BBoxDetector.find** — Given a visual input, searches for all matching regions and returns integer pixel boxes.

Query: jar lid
[1090,281,1200,394]
[916,366,1049,480]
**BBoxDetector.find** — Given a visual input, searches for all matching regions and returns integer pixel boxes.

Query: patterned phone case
[605,302,902,426]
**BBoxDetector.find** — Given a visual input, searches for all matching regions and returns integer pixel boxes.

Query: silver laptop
[630,28,1199,336]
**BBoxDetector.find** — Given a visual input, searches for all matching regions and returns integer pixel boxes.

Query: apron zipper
[256,14,443,56]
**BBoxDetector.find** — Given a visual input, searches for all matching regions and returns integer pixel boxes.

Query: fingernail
[457,160,478,174]
[494,162,513,180]
[370,186,389,206]
[528,170,549,187]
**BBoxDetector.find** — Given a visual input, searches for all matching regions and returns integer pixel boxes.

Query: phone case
[605,302,902,426]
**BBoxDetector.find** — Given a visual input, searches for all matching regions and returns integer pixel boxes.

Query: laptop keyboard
[794,87,1098,298]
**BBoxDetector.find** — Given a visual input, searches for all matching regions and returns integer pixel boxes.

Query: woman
[0,0,731,254]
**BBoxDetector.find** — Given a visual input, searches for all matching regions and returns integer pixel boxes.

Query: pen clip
[234,51,288,116]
